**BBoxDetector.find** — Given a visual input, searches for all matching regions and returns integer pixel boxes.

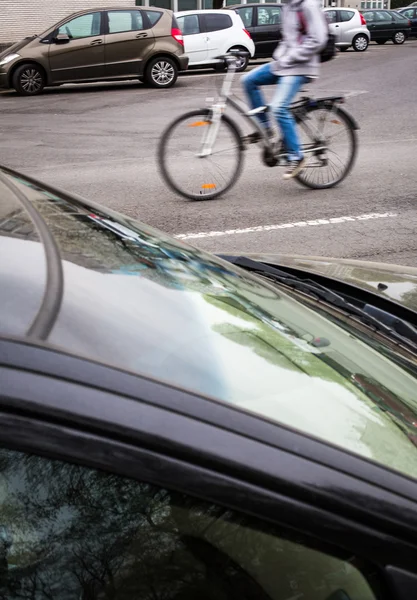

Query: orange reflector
[201,184,216,189]
[331,119,341,125]
[188,121,209,127]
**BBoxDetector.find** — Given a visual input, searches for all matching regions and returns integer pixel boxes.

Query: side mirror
[55,33,70,44]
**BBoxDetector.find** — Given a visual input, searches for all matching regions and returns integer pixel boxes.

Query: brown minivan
[0,7,189,95]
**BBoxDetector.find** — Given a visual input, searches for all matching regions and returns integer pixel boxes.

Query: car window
[400,8,414,17]
[362,11,375,21]
[107,10,143,34]
[58,13,101,39]
[145,9,163,25]
[340,10,355,21]
[203,13,233,32]
[177,14,201,35]
[324,10,338,24]
[235,6,254,28]
[376,10,392,20]
[0,446,379,600]
[257,6,282,26]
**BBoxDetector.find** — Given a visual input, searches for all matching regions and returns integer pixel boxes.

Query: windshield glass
[2,171,417,481]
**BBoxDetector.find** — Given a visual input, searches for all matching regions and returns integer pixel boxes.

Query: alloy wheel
[151,61,175,86]
[20,68,43,94]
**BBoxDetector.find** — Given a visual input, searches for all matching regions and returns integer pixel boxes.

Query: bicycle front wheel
[295,105,358,190]
[158,109,244,201]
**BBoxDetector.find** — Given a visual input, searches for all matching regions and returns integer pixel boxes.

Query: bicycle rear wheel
[158,109,244,201]
[295,105,357,189]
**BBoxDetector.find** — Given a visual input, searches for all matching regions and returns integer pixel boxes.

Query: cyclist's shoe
[283,157,306,180]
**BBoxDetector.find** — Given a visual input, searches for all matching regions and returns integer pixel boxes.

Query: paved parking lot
[1,41,417,265]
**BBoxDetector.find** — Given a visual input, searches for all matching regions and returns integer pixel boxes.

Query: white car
[175,9,255,71]
[324,8,370,52]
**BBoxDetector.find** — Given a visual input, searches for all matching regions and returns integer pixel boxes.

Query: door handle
[335,24,339,27]
[136,32,148,38]
[90,39,103,45]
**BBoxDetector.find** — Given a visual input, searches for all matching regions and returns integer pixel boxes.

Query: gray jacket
[272,0,328,78]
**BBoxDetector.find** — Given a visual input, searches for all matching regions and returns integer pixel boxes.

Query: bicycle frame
[198,56,271,157]
[198,55,352,162]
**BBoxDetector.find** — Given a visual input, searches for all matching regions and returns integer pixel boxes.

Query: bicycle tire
[295,105,358,190]
[158,108,244,201]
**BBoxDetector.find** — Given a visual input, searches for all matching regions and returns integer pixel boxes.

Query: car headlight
[0,53,20,67]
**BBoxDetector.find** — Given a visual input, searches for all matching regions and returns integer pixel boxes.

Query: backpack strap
[297,9,308,42]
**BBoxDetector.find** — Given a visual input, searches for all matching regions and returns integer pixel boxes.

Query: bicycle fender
[313,102,360,131]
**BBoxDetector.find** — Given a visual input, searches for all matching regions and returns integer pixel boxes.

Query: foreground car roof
[1,165,417,483]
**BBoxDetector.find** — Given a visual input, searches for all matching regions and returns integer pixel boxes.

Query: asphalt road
[1,41,417,265]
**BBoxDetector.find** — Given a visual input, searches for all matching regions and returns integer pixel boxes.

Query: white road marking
[175,212,397,240]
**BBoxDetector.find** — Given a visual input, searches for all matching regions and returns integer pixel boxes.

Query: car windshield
[2,170,417,481]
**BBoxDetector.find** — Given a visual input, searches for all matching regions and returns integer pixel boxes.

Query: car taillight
[243,28,251,38]
[360,13,367,25]
[171,27,184,46]
[409,19,412,26]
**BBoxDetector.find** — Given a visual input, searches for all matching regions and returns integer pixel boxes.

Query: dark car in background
[398,6,417,35]
[224,3,283,57]
[361,9,411,44]
[0,6,188,95]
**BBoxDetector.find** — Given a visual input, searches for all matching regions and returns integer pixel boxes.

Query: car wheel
[12,63,45,96]
[352,34,369,52]
[393,31,406,44]
[228,47,250,72]
[376,39,387,44]
[144,57,178,88]
[339,46,349,52]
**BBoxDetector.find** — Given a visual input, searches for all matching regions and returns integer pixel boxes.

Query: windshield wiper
[220,255,417,352]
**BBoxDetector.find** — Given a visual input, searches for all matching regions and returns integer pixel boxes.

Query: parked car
[224,3,283,58]
[360,9,411,44]
[0,7,188,95]
[398,7,417,36]
[396,1,417,8]
[2,163,417,598]
[175,9,254,71]
[324,8,370,51]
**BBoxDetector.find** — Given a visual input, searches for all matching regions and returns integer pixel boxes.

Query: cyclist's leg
[270,75,308,160]
[242,63,278,130]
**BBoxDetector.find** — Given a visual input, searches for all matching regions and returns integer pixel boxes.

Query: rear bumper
[178,55,189,71]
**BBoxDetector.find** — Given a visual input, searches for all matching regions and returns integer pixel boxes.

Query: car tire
[144,57,178,89]
[376,39,387,44]
[393,31,406,44]
[339,47,349,52]
[352,34,369,52]
[12,63,45,96]
[229,47,250,72]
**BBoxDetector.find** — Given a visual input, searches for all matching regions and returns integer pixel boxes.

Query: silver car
[324,8,370,52]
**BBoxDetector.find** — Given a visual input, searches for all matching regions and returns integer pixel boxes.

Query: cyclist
[242,0,328,180]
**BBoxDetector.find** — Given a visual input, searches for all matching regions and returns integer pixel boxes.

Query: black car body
[3,164,417,598]
[224,3,283,57]
[398,6,417,35]
[361,9,411,43]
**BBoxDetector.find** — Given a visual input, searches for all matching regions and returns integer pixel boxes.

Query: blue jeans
[242,63,308,161]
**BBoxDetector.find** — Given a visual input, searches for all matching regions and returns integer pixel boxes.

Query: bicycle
[158,50,359,201]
